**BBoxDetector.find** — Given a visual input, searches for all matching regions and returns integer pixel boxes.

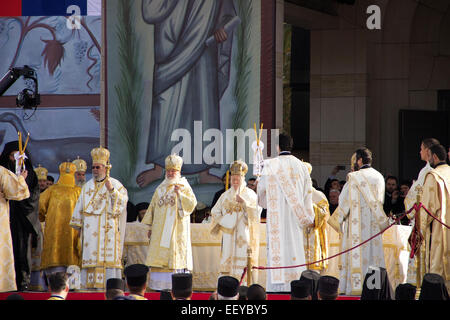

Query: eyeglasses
[92,166,102,169]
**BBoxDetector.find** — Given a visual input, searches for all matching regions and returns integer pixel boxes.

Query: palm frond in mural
[112,0,143,184]
[233,0,253,160]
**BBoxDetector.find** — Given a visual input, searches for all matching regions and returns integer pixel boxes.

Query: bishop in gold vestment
[412,145,450,292]
[0,166,30,292]
[211,160,260,284]
[39,162,81,273]
[70,147,128,290]
[302,162,329,272]
[142,154,197,290]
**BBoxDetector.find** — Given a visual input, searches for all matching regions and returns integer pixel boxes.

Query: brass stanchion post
[415,186,423,300]
[247,248,252,286]
[306,228,310,269]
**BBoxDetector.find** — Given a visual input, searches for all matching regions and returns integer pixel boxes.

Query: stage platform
[0,291,360,300]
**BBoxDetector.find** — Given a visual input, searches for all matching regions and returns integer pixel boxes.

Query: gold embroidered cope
[69,177,128,289]
[0,167,30,292]
[210,184,260,284]
[142,177,197,272]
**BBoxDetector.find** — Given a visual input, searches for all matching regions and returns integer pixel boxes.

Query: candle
[18,132,22,154]
[18,132,23,168]
[259,123,263,141]
[225,170,229,190]
[23,133,30,152]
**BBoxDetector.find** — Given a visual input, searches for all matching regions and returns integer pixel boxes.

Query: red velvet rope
[238,205,415,283]
[238,202,448,283]
[256,206,418,272]
[418,202,450,229]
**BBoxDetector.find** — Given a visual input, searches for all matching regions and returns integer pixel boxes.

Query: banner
[0,0,102,16]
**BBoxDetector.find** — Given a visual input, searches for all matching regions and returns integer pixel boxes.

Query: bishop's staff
[106,161,112,178]
[246,123,264,285]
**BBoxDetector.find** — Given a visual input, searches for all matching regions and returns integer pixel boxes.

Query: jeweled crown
[59,162,77,175]
[34,164,48,180]
[91,147,110,166]
[165,154,183,171]
[72,156,87,173]
[230,160,248,176]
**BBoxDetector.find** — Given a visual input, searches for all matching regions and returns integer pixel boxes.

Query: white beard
[164,174,180,185]
[75,180,86,187]
[230,177,247,196]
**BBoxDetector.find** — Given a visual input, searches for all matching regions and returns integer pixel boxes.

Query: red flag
[0,0,21,16]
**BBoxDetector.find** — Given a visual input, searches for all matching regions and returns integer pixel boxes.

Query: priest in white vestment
[0,166,29,292]
[142,154,197,290]
[257,133,315,292]
[70,147,128,290]
[404,138,440,213]
[407,144,450,292]
[403,138,440,284]
[328,148,389,296]
[211,160,260,285]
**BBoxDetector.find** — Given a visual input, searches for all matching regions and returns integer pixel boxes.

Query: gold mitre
[34,165,48,181]
[230,160,248,176]
[90,147,110,166]
[165,154,183,171]
[351,153,356,170]
[59,162,77,175]
[72,156,87,173]
[303,161,312,174]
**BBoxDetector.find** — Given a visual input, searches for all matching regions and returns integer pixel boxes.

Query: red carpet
[0,292,360,300]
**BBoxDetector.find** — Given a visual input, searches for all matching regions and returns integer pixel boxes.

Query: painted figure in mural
[137,0,238,187]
